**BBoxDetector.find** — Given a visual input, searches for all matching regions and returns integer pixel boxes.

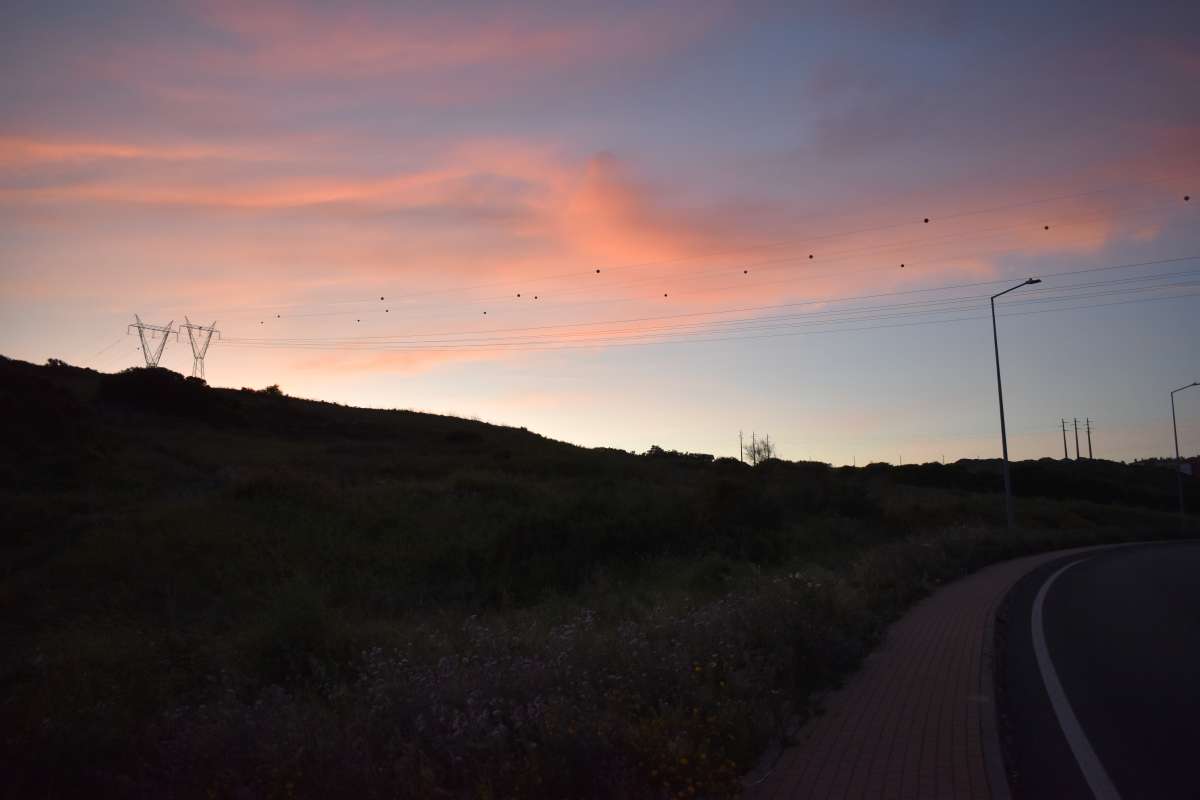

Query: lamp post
[1171,381,1199,524]
[991,278,1041,529]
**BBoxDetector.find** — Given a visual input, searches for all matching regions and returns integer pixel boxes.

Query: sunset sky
[2,0,1198,464]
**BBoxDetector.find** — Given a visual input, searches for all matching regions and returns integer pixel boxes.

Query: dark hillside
[1,355,1196,798]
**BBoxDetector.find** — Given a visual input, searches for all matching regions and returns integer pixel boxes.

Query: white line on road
[1031,557,1121,800]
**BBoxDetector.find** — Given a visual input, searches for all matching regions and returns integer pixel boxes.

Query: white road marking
[1031,558,1122,800]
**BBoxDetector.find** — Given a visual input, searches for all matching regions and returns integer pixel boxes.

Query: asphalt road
[998,542,1200,799]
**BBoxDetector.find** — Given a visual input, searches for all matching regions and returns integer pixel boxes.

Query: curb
[979,590,1011,800]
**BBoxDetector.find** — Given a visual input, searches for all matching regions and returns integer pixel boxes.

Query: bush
[644,445,715,463]
[98,367,215,417]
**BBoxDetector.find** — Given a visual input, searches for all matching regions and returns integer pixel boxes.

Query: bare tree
[742,432,778,465]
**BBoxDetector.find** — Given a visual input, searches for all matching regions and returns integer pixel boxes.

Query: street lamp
[1171,381,1199,524]
[991,277,1041,529]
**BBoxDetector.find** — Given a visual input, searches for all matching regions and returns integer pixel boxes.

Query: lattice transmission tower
[179,317,220,379]
[128,315,174,368]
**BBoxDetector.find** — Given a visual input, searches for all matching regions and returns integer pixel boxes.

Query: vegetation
[2,356,1196,798]
[741,433,777,465]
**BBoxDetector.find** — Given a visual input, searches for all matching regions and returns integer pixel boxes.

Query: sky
[2,0,1199,464]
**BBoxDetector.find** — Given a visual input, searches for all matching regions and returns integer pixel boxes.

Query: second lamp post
[1171,381,1199,525]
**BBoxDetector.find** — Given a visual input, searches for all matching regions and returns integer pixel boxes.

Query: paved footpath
[748,546,1106,800]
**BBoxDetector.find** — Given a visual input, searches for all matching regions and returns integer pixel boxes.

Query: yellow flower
[680,757,689,765]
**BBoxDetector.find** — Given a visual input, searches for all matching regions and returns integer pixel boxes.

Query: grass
[2,356,1196,798]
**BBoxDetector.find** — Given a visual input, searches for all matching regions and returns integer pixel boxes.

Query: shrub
[98,367,215,417]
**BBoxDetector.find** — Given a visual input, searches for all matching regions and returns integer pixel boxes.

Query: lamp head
[1026,278,1042,285]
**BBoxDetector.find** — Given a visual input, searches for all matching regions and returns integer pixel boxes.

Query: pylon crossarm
[129,316,174,368]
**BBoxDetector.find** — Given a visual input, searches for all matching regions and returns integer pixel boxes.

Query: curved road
[999,542,1200,799]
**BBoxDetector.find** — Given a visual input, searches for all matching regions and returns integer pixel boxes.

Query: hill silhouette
[2,355,1195,798]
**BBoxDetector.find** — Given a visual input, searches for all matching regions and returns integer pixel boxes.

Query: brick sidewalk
[747,547,1098,800]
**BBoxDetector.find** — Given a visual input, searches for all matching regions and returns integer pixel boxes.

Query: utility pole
[127,315,174,368]
[739,430,744,463]
[178,317,220,380]
[1171,382,1200,526]
[1085,418,1093,459]
[751,432,757,466]
[1061,419,1069,460]
[990,278,1041,529]
[1073,418,1081,460]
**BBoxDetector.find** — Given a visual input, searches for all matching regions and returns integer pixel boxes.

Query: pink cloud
[36,0,730,120]
[0,137,241,166]
[195,1,727,78]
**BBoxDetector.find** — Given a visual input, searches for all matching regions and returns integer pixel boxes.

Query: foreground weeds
[7,524,1173,799]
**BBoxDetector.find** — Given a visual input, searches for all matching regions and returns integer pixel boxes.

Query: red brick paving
[748,547,1102,800]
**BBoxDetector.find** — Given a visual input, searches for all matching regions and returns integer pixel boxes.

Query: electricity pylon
[179,317,220,379]
[128,315,174,368]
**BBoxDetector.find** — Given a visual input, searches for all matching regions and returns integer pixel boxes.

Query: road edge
[980,590,1012,800]
[984,542,1136,800]
[984,539,1198,800]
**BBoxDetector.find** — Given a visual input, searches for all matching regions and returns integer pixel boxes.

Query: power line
[150,174,1196,319]
[315,195,1179,325]
[260,194,1193,321]
[224,256,1200,345]
[222,275,1200,351]
[223,277,1200,349]
[467,194,1188,308]
[218,286,1200,354]
[85,336,125,364]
